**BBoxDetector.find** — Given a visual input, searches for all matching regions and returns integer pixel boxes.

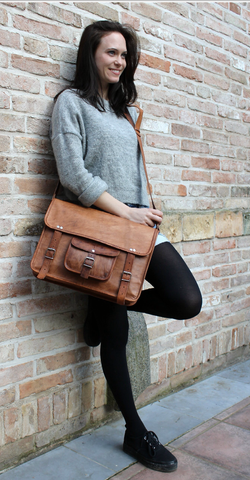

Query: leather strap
[117,253,135,305]
[80,253,95,279]
[124,106,156,210]
[37,230,62,279]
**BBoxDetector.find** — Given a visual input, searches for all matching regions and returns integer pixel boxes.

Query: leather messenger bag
[30,106,159,306]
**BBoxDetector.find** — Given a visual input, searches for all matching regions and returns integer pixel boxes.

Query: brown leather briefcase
[30,198,158,305]
[30,106,159,305]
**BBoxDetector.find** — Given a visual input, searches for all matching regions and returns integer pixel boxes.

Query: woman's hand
[93,192,163,227]
[127,207,163,227]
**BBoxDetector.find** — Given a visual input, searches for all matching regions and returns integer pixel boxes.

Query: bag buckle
[122,271,132,282]
[83,256,95,269]
[45,247,56,260]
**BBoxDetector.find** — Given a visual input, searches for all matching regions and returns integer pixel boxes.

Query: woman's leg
[93,298,146,436]
[130,242,202,319]
[89,297,177,472]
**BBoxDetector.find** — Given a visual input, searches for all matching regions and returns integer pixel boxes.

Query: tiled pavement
[1,359,250,479]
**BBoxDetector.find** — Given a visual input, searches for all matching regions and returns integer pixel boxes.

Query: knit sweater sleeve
[51,91,108,207]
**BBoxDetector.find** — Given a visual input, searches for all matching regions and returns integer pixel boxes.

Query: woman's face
[94,32,127,97]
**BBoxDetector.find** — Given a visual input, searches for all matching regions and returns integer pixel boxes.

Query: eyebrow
[106,47,127,54]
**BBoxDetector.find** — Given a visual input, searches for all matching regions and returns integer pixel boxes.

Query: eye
[121,52,127,59]
[108,50,115,56]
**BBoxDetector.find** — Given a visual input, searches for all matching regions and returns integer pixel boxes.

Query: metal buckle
[45,247,56,260]
[83,256,95,269]
[122,271,132,282]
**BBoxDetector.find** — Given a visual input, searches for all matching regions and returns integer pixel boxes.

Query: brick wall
[0,1,250,471]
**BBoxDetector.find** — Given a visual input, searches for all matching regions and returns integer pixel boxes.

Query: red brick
[14,137,52,154]
[199,2,223,20]
[173,64,203,82]
[13,14,72,43]
[191,157,220,171]
[203,130,229,144]
[213,238,236,250]
[0,280,32,300]
[37,347,89,375]
[154,183,187,197]
[0,134,10,152]
[146,134,179,150]
[131,2,162,21]
[75,2,118,21]
[174,33,203,54]
[0,49,8,68]
[206,16,232,36]
[225,67,247,85]
[187,98,217,115]
[182,241,211,256]
[225,11,246,30]
[172,123,200,139]
[230,2,241,14]
[15,177,56,195]
[0,29,20,49]
[204,73,230,91]
[234,30,250,48]
[1,70,39,95]
[182,170,211,182]
[16,294,72,318]
[18,331,75,358]
[143,102,178,120]
[164,45,195,66]
[38,396,51,432]
[0,176,11,194]
[196,27,223,47]
[11,54,60,78]
[0,91,10,108]
[135,68,161,86]
[27,198,51,214]
[45,81,67,98]
[0,112,25,132]
[20,370,73,399]
[120,11,140,30]
[196,57,224,76]
[140,52,170,72]
[213,264,237,277]
[0,362,33,388]
[28,2,81,27]
[0,387,15,407]
[224,39,248,58]
[163,11,195,35]
[4,407,20,443]
[230,134,250,148]
[0,240,30,258]
[205,47,230,65]
[0,6,8,25]
[158,354,167,382]
[53,391,67,424]
[181,140,209,154]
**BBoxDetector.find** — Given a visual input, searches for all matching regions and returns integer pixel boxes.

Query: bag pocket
[64,237,120,280]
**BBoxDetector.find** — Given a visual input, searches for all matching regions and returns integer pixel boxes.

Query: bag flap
[71,238,120,257]
[45,198,158,256]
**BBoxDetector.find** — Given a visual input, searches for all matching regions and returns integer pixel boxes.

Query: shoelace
[143,431,160,457]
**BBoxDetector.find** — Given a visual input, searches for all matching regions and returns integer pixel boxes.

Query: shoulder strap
[124,105,156,210]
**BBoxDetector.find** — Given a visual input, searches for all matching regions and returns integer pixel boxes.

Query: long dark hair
[57,21,140,116]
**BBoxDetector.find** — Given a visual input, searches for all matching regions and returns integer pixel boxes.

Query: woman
[51,20,202,473]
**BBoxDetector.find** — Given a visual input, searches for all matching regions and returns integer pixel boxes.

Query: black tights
[90,242,202,436]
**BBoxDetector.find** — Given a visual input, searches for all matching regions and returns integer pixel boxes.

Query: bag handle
[124,106,156,210]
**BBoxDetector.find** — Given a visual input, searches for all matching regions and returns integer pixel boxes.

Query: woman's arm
[94,191,163,227]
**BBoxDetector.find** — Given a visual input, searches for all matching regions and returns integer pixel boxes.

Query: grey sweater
[51,90,149,207]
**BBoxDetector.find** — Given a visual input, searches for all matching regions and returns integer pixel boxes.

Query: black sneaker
[123,430,177,472]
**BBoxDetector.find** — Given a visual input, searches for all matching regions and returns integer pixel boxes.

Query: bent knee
[184,291,202,319]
